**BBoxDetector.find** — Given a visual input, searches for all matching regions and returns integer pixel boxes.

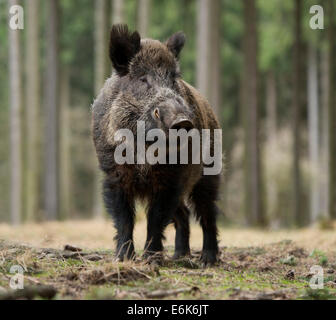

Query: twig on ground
[0,285,57,300]
[144,287,200,299]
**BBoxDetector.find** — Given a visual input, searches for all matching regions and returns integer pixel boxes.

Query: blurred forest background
[0,0,335,229]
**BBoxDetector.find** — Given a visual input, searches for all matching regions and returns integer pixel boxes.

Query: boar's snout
[151,92,194,132]
[170,118,194,131]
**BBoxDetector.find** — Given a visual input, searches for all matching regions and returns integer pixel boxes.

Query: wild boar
[92,24,222,265]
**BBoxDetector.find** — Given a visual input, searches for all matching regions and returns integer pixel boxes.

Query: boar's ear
[109,24,141,76]
[166,32,186,59]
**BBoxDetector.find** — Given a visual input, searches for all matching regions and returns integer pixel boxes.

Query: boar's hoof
[115,244,136,262]
[200,250,218,267]
[143,251,163,265]
[172,250,191,260]
[114,252,136,262]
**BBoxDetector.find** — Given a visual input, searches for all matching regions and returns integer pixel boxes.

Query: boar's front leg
[144,186,181,260]
[172,205,190,259]
[103,178,135,261]
[192,175,220,266]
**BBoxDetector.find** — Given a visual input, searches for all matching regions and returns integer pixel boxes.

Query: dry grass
[0,219,336,253]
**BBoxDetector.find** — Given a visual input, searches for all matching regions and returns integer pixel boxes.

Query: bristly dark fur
[109,24,141,76]
[93,24,222,266]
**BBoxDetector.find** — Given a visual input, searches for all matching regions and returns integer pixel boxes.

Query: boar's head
[108,24,195,135]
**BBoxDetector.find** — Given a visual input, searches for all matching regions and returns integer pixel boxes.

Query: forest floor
[0,219,336,300]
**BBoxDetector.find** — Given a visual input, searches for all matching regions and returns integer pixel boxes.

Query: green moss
[280,255,297,266]
[301,288,335,300]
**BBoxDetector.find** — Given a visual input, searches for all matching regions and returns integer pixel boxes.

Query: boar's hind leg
[103,178,135,261]
[192,175,220,265]
[172,205,190,259]
[144,186,181,259]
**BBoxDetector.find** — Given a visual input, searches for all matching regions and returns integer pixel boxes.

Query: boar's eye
[139,76,149,84]
[153,108,160,120]
[171,71,180,79]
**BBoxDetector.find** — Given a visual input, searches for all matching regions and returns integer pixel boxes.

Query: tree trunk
[328,0,336,219]
[112,0,124,24]
[209,0,221,118]
[265,71,278,224]
[242,0,265,227]
[293,0,304,226]
[266,72,277,144]
[8,0,22,225]
[307,44,320,223]
[59,69,72,220]
[95,0,110,94]
[196,0,210,101]
[137,0,150,37]
[320,50,329,218]
[44,0,60,220]
[93,0,111,218]
[196,0,221,117]
[25,0,40,222]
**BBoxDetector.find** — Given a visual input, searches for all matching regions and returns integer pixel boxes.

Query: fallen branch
[145,287,199,299]
[0,285,57,300]
[64,244,82,252]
